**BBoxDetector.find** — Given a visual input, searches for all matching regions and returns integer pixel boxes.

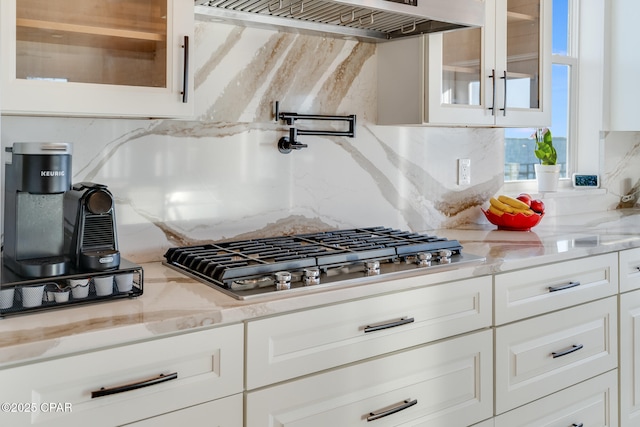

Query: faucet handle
[277,137,308,154]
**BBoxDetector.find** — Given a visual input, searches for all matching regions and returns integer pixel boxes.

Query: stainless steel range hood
[194,0,485,42]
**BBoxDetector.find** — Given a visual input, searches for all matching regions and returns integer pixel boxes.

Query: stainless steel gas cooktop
[163,227,485,300]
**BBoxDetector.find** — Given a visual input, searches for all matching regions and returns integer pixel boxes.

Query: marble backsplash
[0,21,637,263]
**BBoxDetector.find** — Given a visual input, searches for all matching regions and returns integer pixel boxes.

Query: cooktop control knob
[364,260,380,276]
[303,267,320,286]
[416,252,432,267]
[438,249,453,264]
[275,271,291,290]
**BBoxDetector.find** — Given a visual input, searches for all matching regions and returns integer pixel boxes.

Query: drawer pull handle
[552,344,584,359]
[572,424,584,427]
[367,398,417,422]
[364,317,414,333]
[91,372,178,398]
[548,281,581,292]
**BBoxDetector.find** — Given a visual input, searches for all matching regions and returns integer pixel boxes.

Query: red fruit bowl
[482,209,544,231]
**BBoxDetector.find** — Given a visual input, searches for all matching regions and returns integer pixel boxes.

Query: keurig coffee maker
[3,142,72,278]
[63,182,120,271]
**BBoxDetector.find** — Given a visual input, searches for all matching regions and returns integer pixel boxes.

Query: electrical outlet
[458,158,471,186]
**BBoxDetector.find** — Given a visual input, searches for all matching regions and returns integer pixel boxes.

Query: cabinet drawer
[495,370,618,427]
[495,296,617,414]
[620,289,640,426]
[123,393,243,427]
[620,248,640,292]
[495,253,618,324]
[246,329,493,427]
[246,276,491,389]
[0,324,243,427]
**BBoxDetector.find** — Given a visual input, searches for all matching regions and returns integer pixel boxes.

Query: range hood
[194,0,485,42]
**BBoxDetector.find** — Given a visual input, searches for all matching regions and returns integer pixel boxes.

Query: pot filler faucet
[274,101,356,154]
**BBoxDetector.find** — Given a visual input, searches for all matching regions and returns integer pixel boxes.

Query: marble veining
[1,20,639,267]
[2,209,640,367]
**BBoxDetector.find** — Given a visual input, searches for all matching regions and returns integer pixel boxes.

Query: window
[504,0,576,182]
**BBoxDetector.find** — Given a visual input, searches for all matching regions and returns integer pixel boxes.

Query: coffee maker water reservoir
[3,142,72,278]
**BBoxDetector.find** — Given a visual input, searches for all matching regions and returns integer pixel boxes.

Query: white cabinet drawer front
[495,297,617,414]
[246,276,491,389]
[246,330,493,427]
[620,248,640,292]
[123,393,243,427]
[620,290,640,426]
[495,253,618,324]
[495,370,618,427]
[0,324,243,427]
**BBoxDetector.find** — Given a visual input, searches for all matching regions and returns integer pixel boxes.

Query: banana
[489,197,514,213]
[512,207,534,216]
[489,195,536,217]
[488,206,505,217]
[498,195,531,210]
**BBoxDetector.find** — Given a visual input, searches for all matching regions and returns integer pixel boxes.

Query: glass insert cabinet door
[15,0,167,87]
[1,0,193,118]
[503,0,541,111]
[441,27,483,108]
[437,0,550,126]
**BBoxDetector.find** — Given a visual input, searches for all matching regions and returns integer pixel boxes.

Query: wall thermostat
[572,173,599,188]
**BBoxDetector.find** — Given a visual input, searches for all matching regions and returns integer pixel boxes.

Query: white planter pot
[535,164,561,192]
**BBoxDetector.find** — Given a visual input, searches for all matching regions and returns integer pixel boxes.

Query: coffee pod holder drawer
[0,260,143,318]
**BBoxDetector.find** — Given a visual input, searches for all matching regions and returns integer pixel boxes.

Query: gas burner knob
[364,260,380,276]
[303,268,320,286]
[416,252,432,267]
[437,249,453,259]
[275,271,291,290]
[436,249,453,264]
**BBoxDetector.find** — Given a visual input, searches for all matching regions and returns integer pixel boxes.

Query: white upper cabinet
[0,0,194,118]
[378,0,551,127]
[608,0,639,131]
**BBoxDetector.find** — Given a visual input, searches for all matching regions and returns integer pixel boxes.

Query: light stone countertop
[2,209,640,368]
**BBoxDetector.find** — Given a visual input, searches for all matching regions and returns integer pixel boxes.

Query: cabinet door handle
[551,344,583,359]
[572,423,584,427]
[366,398,417,422]
[488,69,497,116]
[91,372,178,398]
[499,70,507,116]
[181,36,190,103]
[548,281,581,292]
[364,317,414,333]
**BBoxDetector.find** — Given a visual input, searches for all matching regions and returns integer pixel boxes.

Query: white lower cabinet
[619,248,640,293]
[246,276,491,390]
[123,393,243,427]
[495,296,617,414]
[245,329,493,427]
[495,370,618,427]
[0,324,244,427]
[620,289,640,426]
[494,253,618,325]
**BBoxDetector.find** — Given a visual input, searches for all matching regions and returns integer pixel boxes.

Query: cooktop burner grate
[164,227,480,300]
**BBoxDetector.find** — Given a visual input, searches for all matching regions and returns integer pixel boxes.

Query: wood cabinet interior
[442,27,481,74]
[506,0,540,80]
[441,27,482,106]
[15,0,167,87]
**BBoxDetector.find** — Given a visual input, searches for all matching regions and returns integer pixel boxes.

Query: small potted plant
[532,128,560,192]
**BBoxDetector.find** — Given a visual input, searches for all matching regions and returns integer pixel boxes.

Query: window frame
[504,0,587,193]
